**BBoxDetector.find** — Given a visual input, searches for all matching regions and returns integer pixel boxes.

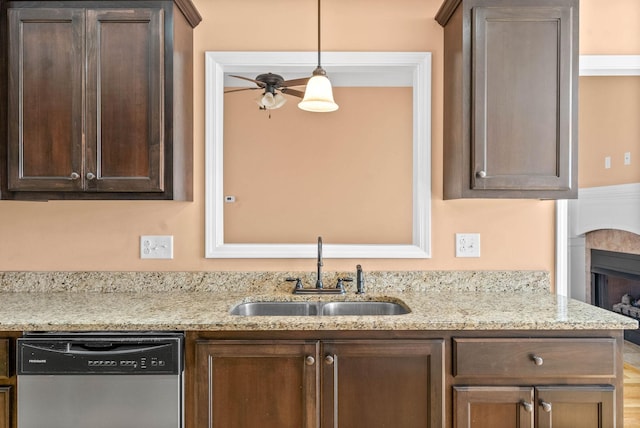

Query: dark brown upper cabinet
[2,1,201,200]
[436,0,578,199]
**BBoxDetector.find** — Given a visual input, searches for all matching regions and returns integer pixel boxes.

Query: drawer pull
[540,401,552,413]
[521,401,533,413]
[305,356,315,366]
[531,355,544,366]
[324,355,335,365]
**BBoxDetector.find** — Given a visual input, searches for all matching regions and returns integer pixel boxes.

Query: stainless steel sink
[321,301,409,316]
[230,301,409,316]
[230,302,317,316]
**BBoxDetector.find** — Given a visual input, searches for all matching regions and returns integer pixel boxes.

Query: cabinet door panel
[322,340,444,428]
[536,386,615,428]
[8,8,84,191]
[471,5,574,192]
[0,340,8,379]
[86,8,164,192]
[195,340,319,428]
[454,386,534,428]
[0,387,9,428]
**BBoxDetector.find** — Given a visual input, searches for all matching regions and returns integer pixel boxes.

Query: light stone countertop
[0,270,635,332]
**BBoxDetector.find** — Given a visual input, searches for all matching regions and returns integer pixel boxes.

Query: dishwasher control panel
[18,334,182,375]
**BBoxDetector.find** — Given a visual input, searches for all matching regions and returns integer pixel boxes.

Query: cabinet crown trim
[174,0,202,28]
[435,0,462,26]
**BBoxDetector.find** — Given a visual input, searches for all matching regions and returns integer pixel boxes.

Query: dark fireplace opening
[592,249,640,345]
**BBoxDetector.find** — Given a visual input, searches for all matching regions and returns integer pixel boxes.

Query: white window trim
[204,52,432,258]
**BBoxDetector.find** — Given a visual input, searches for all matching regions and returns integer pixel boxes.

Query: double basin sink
[230,300,410,316]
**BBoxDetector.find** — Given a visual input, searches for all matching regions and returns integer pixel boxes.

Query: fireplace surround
[591,248,640,344]
[568,183,640,301]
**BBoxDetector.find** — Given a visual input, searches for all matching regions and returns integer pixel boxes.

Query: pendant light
[298,0,339,112]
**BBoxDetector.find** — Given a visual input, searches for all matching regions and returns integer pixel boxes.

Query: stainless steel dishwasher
[17,332,183,428]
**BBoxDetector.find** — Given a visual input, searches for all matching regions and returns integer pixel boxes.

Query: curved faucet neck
[316,236,323,288]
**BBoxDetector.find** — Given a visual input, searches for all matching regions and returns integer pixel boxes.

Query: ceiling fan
[225,73,309,115]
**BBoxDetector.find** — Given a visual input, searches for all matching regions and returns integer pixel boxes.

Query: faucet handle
[286,277,303,290]
[336,277,353,291]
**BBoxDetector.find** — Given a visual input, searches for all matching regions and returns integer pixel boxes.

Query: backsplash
[0,271,550,294]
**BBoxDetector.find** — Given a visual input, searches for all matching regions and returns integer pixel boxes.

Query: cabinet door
[195,340,319,428]
[7,8,85,191]
[536,386,615,428]
[85,8,164,193]
[471,4,575,193]
[454,386,534,428]
[0,387,9,428]
[321,340,444,428]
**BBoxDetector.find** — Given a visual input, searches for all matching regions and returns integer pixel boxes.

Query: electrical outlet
[140,235,174,259]
[605,156,611,169]
[456,233,480,258]
[625,152,631,165]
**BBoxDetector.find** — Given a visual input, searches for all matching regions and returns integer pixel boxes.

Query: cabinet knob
[70,172,80,180]
[324,355,334,365]
[540,401,552,413]
[521,401,533,413]
[305,355,315,366]
[531,355,544,366]
[86,172,96,180]
[476,170,487,178]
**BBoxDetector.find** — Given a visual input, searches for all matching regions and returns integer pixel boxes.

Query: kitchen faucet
[316,236,324,289]
[287,236,352,294]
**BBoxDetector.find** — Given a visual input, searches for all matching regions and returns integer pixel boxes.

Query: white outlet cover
[140,235,174,259]
[455,233,481,258]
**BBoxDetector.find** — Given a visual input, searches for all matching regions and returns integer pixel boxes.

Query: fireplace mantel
[567,183,640,302]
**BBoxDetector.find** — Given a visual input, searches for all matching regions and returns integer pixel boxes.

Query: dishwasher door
[17,333,183,428]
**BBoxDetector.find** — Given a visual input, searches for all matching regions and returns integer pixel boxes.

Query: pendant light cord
[317,0,322,69]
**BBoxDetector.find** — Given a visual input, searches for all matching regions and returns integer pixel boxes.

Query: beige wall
[580,0,640,55]
[0,0,636,276]
[579,77,640,188]
[224,87,414,245]
[578,0,640,188]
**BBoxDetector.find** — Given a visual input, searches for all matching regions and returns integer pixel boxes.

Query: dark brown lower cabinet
[454,385,615,428]
[195,340,319,428]
[194,339,444,428]
[321,340,444,428]
[0,387,9,428]
[187,331,623,428]
[0,337,17,428]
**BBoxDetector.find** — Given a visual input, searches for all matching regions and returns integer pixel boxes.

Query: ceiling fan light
[272,93,287,109]
[298,75,339,112]
[256,92,287,110]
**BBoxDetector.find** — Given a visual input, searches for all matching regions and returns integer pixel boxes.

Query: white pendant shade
[256,92,287,110]
[298,75,339,112]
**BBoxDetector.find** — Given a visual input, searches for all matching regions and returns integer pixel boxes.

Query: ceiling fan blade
[280,88,305,98]
[224,87,260,93]
[229,75,266,87]
[280,77,310,87]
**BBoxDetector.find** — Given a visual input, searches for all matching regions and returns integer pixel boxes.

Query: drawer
[0,340,7,379]
[453,338,616,378]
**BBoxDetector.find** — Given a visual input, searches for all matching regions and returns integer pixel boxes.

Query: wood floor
[625,362,640,426]
[624,341,640,427]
